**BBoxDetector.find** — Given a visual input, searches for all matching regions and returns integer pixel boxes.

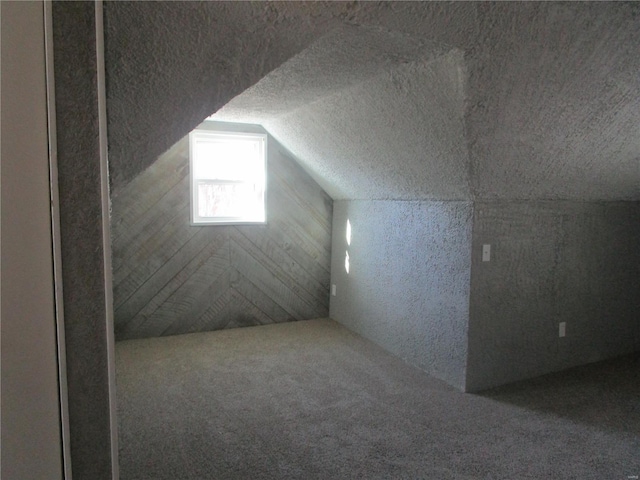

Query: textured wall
[52,2,115,478]
[466,201,640,392]
[112,122,332,340]
[330,201,473,390]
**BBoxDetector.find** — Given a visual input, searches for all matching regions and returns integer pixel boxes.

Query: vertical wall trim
[462,200,476,393]
[94,1,119,478]
[43,1,72,477]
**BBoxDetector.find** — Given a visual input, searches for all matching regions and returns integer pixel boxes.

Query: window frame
[189,129,267,226]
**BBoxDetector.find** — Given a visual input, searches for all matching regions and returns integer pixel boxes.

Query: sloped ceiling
[214,26,470,200]
[467,2,640,200]
[105,1,640,201]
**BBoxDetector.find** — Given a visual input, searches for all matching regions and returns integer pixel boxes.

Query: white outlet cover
[559,322,566,337]
[482,244,491,262]
[331,284,337,296]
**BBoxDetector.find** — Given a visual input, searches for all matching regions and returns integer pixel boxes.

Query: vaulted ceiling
[105,2,640,201]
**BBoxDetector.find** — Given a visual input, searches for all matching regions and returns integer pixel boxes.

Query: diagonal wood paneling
[111,124,332,341]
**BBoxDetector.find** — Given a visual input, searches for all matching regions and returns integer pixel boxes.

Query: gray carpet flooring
[116,319,640,479]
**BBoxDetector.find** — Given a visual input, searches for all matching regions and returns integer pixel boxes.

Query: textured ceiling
[467,2,640,200]
[214,26,469,200]
[105,2,640,201]
[260,51,469,201]
[213,25,449,123]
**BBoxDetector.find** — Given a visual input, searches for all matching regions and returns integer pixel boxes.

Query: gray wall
[330,201,473,390]
[466,201,640,392]
[112,122,332,341]
[53,2,116,478]
[1,2,63,478]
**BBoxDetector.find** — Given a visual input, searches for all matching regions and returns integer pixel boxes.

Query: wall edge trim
[94,1,119,478]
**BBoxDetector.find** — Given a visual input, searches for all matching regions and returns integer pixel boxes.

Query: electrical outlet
[331,284,337,296]
[482,244,491,262]
[559,322,566,337]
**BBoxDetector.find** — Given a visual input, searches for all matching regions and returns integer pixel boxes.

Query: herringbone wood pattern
[111,134,332,340]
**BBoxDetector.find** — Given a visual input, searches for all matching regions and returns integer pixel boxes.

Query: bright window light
[189,130,266,225]
[345,251,350,274]
[346,219,352,245]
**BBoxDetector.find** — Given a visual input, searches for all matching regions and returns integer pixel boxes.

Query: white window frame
[189,130,267,225]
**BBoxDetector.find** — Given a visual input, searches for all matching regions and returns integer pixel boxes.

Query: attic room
[2,1,638,479]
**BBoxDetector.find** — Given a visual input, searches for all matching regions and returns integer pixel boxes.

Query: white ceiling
[106,2,640,201]
[214,26,469,200]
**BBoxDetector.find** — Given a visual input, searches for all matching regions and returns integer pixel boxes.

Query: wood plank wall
[111,124,332,341]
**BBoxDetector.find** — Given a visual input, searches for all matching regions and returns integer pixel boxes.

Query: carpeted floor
[116,319,640,480]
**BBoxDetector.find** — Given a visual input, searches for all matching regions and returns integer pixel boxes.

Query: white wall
[1,2,63,478]
[330,200,473,390]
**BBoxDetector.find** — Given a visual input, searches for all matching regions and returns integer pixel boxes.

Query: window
[189,130,267,225]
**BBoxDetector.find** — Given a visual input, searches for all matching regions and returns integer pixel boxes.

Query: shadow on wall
[478,352,640,436]
[110,121,333,341]
[465,201,640,392]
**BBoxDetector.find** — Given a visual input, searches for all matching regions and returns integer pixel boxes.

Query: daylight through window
[189,130,267,225]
